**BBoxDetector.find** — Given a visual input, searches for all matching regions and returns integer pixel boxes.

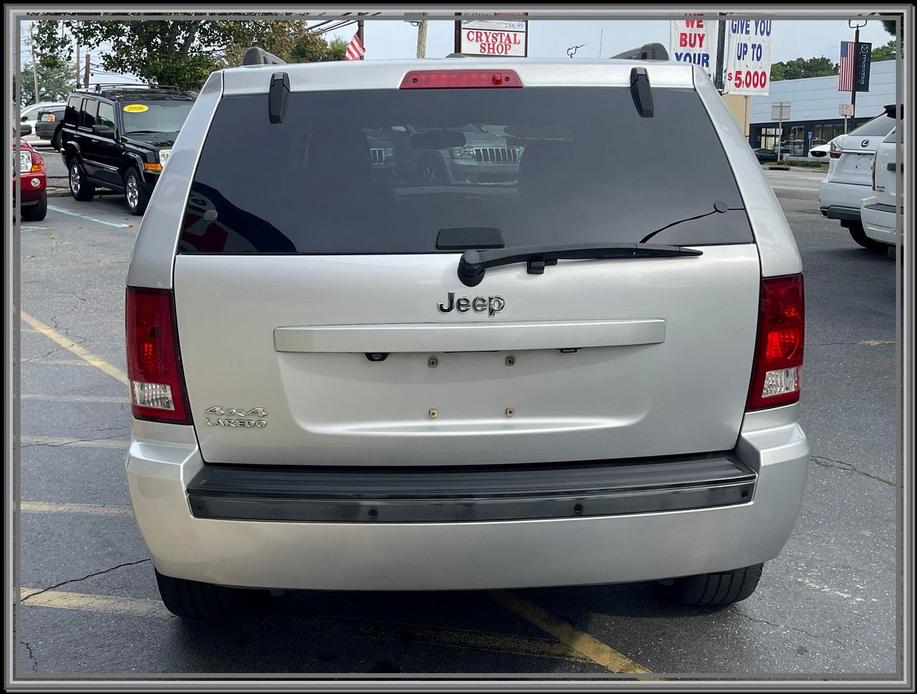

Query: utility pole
[83,53,91,89]
[75,35,80,90]
[597,28,604,59]
[415,19,428,58]
[30,24,39,103]
[848,19,867,120]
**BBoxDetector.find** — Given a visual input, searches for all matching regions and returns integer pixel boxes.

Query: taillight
[400,70,522,89]
[125,287,191,423]
[746,275,804,411]
[829,141,842,159]
[871,155,877,190]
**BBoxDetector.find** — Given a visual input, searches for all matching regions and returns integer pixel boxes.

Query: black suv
[59,85,196,215]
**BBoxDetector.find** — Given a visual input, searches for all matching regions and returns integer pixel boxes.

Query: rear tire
[847,222,887,251]
[21,193,47,221]
[155,570,253,621]
[658,563,764,607]
[68,158,95,201]
[123,167,149,216]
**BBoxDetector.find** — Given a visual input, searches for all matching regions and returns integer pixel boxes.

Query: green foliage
[770,56,838,81]
[221,21,345,67]
[881,20,897,37]
[871,40,896,62]
[18,60,76,105]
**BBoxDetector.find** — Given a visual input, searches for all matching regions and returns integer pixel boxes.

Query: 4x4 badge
[437,291,505,316]
[204,405,268,428]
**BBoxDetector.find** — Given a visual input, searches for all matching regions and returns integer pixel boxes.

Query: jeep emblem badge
[438,291,505,316]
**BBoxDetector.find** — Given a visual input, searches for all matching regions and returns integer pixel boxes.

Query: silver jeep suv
[125,53,808,619]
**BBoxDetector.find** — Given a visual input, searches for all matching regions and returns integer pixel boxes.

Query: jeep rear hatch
[172,84,763,466]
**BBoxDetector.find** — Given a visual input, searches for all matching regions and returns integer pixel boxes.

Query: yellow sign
[123,104,149,113]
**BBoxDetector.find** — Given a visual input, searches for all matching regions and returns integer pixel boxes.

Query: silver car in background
[124,56,808,620]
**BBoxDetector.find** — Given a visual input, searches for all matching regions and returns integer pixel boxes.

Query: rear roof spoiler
[610,43,669,61]
[242,45,287,66]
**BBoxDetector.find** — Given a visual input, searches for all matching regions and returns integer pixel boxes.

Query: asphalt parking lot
[15,167,900,678]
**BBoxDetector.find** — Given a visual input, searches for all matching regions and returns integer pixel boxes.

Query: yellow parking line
[20,394,127,404]
[19,501,132,516]
[20,588,166,618]
[21,358,95,367]
[20,311,128,385]
[21,435,129,449]
[489,590,651,674]
[18,587,594,664]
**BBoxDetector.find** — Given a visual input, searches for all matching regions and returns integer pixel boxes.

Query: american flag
[344,31,365,61]
[838,41,854,92]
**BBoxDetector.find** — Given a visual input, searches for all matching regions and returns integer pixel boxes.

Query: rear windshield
[179,87,752,254]
[850,111,895,137]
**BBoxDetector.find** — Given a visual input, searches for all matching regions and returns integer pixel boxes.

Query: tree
[18,60,74,104]
[770,56,838,81]
[871,40,896,62]
[219,21,346,67]
[30,18,347,92]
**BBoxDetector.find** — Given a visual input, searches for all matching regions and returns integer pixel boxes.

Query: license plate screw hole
[428,356,438,368]
[428,408,438,419]
[505,356,515,366]
[505,407,514,417]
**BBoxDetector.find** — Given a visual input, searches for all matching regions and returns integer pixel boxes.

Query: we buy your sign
[670,17,719,80]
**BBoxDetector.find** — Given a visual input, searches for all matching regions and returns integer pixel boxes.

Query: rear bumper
[860,197,898,245]
[126,407,809,591]
[819,179,866,223]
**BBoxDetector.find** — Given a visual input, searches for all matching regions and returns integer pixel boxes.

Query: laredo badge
[204,405,268,428]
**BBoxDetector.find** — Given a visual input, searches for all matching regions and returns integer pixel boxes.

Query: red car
[15,138,47,221]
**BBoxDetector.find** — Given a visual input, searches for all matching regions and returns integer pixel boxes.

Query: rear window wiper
[457,243,702,287]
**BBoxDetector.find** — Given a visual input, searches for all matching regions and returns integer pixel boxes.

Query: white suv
[819,105,897,248]
[124,52,809,619]
[859,128,901,249]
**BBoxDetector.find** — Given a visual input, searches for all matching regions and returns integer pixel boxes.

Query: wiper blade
[457,243,702,287]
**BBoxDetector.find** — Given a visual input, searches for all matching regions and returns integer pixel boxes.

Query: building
[748,59,897,156]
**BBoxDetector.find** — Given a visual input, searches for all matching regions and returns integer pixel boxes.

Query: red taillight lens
[829,141,842,159]
[125,287,191,423]
[400,69,522,89]
[746,275,805,411]
[871,155,877,190]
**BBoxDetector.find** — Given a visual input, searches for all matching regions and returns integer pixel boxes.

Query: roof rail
[610,43,669,61]
[242,45,286,66]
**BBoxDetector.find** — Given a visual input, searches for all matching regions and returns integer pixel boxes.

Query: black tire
[67,157,95,201]
[123,167,150,216]
[21,193,47,222]
[658,563,764,607]
[846,222,888,251]
[51,124,63,151]
[155,570,252,621]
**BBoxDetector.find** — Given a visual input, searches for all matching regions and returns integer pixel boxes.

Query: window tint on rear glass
[179,87,752,254]
[850,112,895,137]
[64,97,80,126]
[81,99,98,128]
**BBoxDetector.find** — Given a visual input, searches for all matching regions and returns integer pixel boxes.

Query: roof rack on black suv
[59,83,198,215]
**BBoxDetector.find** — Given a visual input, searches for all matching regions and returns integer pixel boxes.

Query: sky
[324,18,892,64]
[17,16,894,87]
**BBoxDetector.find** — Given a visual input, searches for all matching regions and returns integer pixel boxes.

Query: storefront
[748,58,896,155]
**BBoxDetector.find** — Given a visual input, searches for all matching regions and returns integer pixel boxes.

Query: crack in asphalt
[20,431,129,449]
[733,610,825,639]
[810,455,895,486]
[20,558,151,602]
[19,640,38,672]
